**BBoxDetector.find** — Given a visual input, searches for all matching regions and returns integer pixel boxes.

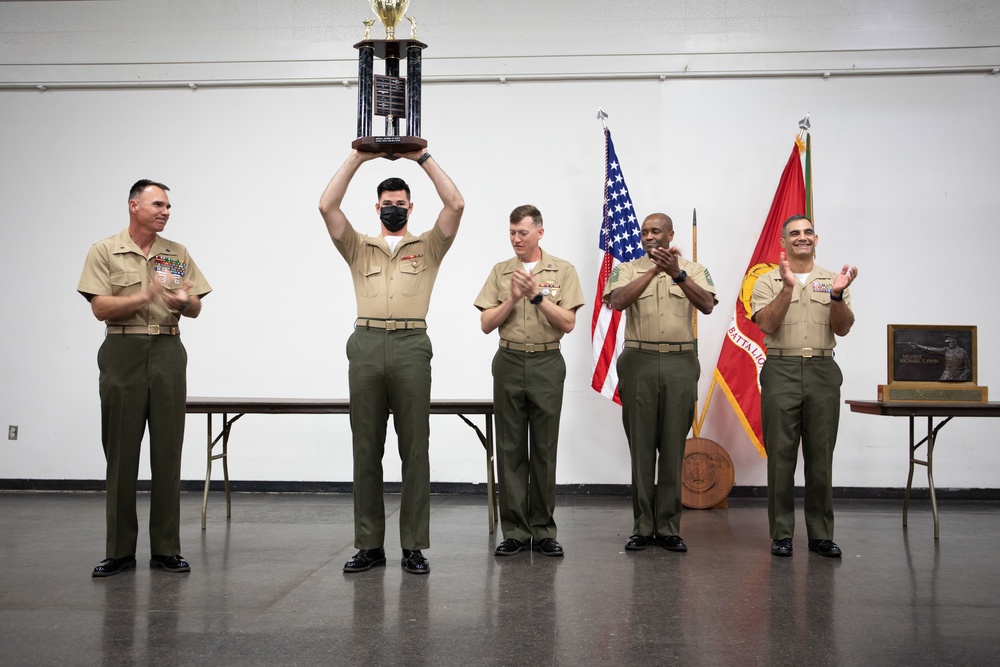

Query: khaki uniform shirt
[751,264,852,350]
[77,228,212,326]
[333,220,454,319]
[603,256,716,342]
[474,249,585,344]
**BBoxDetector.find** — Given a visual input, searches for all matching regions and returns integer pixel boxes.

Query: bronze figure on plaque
[908,335,972,382]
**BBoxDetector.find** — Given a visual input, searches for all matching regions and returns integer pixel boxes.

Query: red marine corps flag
[699,135,809,456]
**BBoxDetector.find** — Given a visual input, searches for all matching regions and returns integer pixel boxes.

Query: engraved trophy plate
[352,0,427,158]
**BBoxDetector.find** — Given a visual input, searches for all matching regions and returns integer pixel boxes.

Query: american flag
[591,127,644,403]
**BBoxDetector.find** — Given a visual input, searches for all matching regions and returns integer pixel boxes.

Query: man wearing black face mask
[319,149,465,576]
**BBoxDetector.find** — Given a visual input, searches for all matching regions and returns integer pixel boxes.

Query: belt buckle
[658,343,671,353]
[802,347,814,358]
[524,343,536,353]
[385,320,397,331]
[148,324,160,335]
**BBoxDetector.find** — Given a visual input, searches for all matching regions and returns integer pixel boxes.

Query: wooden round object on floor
[681,437,735,509]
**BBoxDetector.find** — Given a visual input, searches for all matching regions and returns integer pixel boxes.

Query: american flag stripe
[591,127,644,403]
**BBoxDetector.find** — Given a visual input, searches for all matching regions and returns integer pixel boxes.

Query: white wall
[1,1,999,489]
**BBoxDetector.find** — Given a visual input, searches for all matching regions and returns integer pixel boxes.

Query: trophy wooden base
[878,382,989,403]
[353,135,427,159]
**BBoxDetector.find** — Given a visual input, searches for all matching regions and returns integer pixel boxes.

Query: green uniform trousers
[760,356,843,541]
[347,327,432,551]
[98,334,187,559]
[492,347,566,543]
[617,348,699,537]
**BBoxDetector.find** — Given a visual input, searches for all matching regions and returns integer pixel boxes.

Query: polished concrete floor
[1,491,998,666]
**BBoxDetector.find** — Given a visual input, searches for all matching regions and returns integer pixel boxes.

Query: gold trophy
[370,0,409,39]
[353,0,427,158]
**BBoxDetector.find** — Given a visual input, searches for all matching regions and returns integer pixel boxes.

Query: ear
[537,226,545,239]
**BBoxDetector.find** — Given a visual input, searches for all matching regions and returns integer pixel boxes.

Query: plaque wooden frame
[878,324,988,403]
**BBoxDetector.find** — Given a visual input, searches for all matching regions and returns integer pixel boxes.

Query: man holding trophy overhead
[318,0,464,577]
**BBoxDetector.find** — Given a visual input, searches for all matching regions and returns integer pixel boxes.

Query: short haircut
[129,179,169,201]
[509,204,542,227]
[781,214,812,237]
[377,177,410,199]
[644,212,673,231]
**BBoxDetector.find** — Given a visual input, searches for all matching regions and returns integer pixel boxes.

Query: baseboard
[2,479,999,500]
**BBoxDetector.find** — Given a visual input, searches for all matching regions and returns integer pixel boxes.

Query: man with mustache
[752,215,858,558]
[604,212,716,553]
[319,149,464,575]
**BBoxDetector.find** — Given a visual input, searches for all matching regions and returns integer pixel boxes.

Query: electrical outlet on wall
[8,425,17,440]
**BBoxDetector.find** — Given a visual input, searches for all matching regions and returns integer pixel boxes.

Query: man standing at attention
[474,205,585,557]
[752,215,858,558]
[78,179,211,577]
[604,213,716,553]
[319,149,464,575]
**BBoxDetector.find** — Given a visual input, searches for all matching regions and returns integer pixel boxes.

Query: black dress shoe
[344,548,386,573]
[808,539,842,558]
[625,534,653,551]
[771,538,793,557]
[401,549,430,575]
[532,538,564,557]
[92,556,136,578]
[494,538,526,556]
[150,555,191,573]
[657,535,688,552]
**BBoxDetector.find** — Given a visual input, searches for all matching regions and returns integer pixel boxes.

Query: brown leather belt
[106,325,180,336]
[355,318,427,331]
[499,340,560,353]
[768,348,833,358]
[624,341,695,353]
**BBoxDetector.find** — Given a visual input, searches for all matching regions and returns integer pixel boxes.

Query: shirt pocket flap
[110,271,142,288]
[809,290,831,304]
[399,260,426,275]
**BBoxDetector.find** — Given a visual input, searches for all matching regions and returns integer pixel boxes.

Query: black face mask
[380,205,408,232]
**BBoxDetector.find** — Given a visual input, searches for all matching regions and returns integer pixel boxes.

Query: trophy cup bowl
[370,0,410,39]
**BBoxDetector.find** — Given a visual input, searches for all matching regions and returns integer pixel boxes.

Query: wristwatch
[530,293,544,305]
[673,270,688,284]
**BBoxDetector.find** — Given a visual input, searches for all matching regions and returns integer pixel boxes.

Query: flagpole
[691,208,701,437]
[689,210,721,439]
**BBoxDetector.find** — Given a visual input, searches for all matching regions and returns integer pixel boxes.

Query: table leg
[202,413,213,530]
[904,415,950,540]
[486,412,496,533]
[456,412,497,534]
[223,412,232,520]
[926,416,938,540]
[903,416,915,528]
[202,412,243,529]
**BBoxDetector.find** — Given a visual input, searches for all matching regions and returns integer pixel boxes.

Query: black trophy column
[357,45,374,139]
[385,55,400,136]
[406,44,423,139]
